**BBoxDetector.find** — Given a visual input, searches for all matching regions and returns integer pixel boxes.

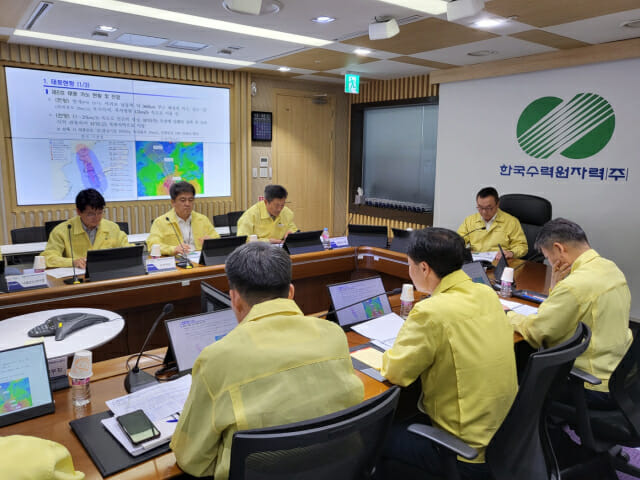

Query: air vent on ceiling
[116,33,168,47]
[167,40,209,51]
[25,2,53,30]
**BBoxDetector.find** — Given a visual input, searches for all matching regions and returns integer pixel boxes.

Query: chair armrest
[408,424,478,460]
[569,367,601,385]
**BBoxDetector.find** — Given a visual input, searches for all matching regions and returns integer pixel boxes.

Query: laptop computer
[389,228,412,254]
[326,276,393,330]
[85,245,146,282]
[283,230,324,255]
[347,224,388,249]
[198,236,247,266]
[164,309,238,375]
[0,343,55,427]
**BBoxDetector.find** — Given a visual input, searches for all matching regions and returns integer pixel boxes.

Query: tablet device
[86,245,146,282]
[327,276,392,329]
[199,236,247,266]
[283,231,324,255]
[347,224,388,249]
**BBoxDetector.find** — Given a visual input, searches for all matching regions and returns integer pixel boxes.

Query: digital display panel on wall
[4,67,231,205]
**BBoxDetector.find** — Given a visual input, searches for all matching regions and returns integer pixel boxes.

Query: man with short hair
[237,184,297,244]
[378,228,517,479]
[42,188,129,268]
[457,186,528,259]
[146,181,219,256]
[509,218,632,405]
[170,242,364,479]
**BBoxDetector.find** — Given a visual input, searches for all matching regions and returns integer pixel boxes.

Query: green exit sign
[345,74,360,94]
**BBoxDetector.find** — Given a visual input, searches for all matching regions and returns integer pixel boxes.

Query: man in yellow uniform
[237,184,297,244]
[146,181,219,256]
[378,228,517,479]
[457,187,528,259]
[509,218,631,407]
[170,242,364,479]
[42,189,129,268]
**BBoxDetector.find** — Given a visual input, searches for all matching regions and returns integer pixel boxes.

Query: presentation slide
[5,67,231,205]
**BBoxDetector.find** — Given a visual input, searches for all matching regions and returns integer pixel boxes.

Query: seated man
[509,218,632,407]
[237,184,297,244]
[42,189,129,268]
[146,181,219,256]
[170,242,364,479]
[379,228,517,479]
[457,186,528,259]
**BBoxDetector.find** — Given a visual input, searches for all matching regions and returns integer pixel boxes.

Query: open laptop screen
[165,310,237,375]
[327,276,392,329]
[0,343,54,427]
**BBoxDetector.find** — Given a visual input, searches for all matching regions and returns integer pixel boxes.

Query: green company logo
[516,93,615,159]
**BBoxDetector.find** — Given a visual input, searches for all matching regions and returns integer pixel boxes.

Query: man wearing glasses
[147,181,219,256]
[42,188,130,268]
[457,186,528,259]
[237,184,297,244]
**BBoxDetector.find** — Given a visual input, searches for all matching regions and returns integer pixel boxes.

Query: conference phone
[28,312,110,341]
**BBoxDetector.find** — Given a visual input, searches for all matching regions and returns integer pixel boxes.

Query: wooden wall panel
[349,212,429,233]
[0,41,251,243]
[350,74,438,105]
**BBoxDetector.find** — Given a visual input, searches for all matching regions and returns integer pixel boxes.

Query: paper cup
[248,234,258,242]
[69,350,93,379]
[33,256,46,272]
[501,267,515,283]
[150,244,161,257]
[400,283,414,302]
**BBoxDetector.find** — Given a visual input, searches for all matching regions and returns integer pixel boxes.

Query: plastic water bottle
[499,267,514,298]
[321,228,330,249]
[69,350,92,407]
[71,377,91,407]
[399,284,414,319]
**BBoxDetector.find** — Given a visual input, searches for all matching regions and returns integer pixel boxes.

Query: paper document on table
[101,413,178,456]
[187,251,201,263]
[46,267,86,279]
[472,252,498,262]
[500,299,538,316]
[371,338,396,352]
[351,347,383,370]
[351,312,404,343]
[106,374,191,422]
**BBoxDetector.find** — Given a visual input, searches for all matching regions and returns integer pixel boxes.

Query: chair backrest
[116,221,129,234]
[227,210,244,227]
[44,220,65,239]
[213,213,229,227]
[11,226,46,244]
[499,194,552,262]
[228,386,400,480]
[486,323,591,480]
[609,332,640,437]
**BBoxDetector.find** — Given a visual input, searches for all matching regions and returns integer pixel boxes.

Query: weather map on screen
[0,378,33,413]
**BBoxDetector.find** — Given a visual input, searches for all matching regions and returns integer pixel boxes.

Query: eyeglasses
[476,205,497,212]
[82,210,104,219]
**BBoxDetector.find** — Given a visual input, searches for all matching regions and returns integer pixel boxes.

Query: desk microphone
[125,303,174,393]
[462,226,486,238]
[63,224,84,285]
[322,287,403,319]
[166,217,193,269]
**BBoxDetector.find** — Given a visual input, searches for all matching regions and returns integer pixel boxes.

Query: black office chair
[11,227,47,244]
[551,332,640,479]
[44,220,65,239]
[116,221,129,234]
[213,213,229,227]
[227,210,244,236]
[389,228,412,254]
[408,323,591,480]
[499,194,552,263]
[228,386,400,480]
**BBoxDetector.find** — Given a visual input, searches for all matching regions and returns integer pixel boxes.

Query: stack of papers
[500,299,539,316]
[472,252,498,262]
[101,375,192,456]
[351,312,405,352]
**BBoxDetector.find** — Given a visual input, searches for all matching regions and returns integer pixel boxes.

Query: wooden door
[273,91,335,233]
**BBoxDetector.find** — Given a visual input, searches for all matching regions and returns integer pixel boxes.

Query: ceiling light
[354,48,371,55]
[116,33,167,47]
[473,18,504,28]
[621,19,640,29]
[25,2,53,30]
[311,16,335,24]
[278,66,291,71]
[376,0,447,15]
[222,0,282,16]
[56,0,330,47]
[13,30,253,66]
[96,25,118,32]
[467,49,497,56]
[167,40,209,51]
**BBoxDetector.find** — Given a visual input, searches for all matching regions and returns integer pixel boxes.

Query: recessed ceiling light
[473,18,505,28]
[13,29,253,66]
[116,33,167,47]
[96,25,117,32]
[621,19,640,29]
[354,48,371,56]
[278,66,291,71]
[376,0,447,15]
[56,0,331,47]
[222,0,282,16]
[311,16,335,24]
[167,40,209,51]
[467,49,497,57]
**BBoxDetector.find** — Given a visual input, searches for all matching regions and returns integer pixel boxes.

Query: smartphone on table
[116,409,160,445]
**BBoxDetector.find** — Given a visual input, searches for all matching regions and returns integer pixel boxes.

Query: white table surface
[0,308,125,359]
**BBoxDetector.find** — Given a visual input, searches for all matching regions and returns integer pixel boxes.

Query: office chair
[499,194,552,263]
[227,210,244,236]
[116,221,129,234]
[44,220,65,240]
[213,213,229,227]
[551,332,640,479]
[408,323,591,480]
[389,228,412,254]
[11,226,47,244]
[228,386,400,480]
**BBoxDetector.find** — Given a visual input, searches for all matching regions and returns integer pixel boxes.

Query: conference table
[0,248,550,479]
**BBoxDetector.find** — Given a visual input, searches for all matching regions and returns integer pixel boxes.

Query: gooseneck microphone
[322,287,403,319]
[166,216,193,269]
[462,226,486,238]
[125,303,174,393]
[63,224,84,285]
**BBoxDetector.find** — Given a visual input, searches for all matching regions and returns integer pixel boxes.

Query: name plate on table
[146,257,177,273]
[330,236,349,249]
[3,272,48,291]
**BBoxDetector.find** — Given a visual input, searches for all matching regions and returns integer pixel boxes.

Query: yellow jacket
[509,249,632,392]
[236,201,297,241]
[42,216,129,268]
[382,270,517,462]
[170,298,364,479]
[457,209,528,258]
[146,209,219,256]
